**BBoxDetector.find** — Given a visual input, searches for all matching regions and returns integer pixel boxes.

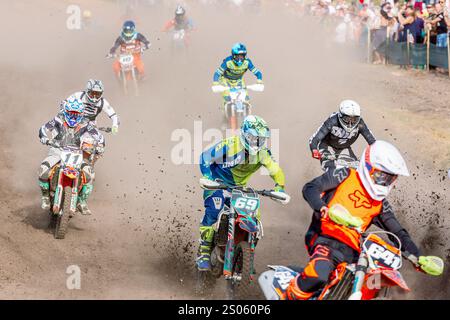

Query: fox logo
[349,190,372,209]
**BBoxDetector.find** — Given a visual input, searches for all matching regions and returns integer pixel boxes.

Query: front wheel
[227,241,254,300]
[132,68,140,97]
[54,186,72,239]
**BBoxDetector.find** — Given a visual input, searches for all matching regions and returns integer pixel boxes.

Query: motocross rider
[211,43,264,106]
[197,115,290,271]
[58,79,118,214]
[107,20,151,80]
[286,140,443,300]
[309,100,376,171]
[39,96,105,215]
[162,5,194,33]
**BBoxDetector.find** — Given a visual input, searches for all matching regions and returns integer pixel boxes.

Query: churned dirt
[0,0,448,299]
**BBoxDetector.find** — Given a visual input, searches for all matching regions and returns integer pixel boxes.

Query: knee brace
[38,162,52,180]
[81,163,93,184]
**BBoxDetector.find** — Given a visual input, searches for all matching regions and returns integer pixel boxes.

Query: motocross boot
[196,226,214,271]
[39,181,51,210]
[78,184,93,215]
[286,275,314,300]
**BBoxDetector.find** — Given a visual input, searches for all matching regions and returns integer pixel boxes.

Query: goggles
[88,90,102,100]
[366,162,398,187]
[233,53,246,62]
[244,132,267,149]
[341,115,360,128]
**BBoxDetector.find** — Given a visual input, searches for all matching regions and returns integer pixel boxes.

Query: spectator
[430,1,448,47]
[397,6,417,43]
[373,2,396,64]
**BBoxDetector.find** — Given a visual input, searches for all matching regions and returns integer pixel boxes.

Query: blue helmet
[240,115,270,155]
[231,43,247,66]
[63,96,84,127]
[122,20,136,41]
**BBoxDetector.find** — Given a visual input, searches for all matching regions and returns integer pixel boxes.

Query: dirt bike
[321,153,360,171]
[108,50,143,97]
[258,204,444,300]
[47,143,87,239]
[213,83,264,131]
[171,29,187,51]
[196,178,289,299]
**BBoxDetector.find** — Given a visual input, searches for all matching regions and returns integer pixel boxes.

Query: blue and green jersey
[200,136,285,188]
[213,56,262,82]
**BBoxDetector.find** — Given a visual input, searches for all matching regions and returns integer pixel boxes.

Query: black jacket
[309,113,376,151]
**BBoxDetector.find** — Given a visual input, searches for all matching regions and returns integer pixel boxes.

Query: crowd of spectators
[285,0,450,66]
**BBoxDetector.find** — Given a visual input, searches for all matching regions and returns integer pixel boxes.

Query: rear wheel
[227,241,254,300]
[54,186,72,239]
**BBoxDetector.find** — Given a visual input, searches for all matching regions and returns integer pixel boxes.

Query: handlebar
[199,178,288,202]
[212,83,264,93]
[98,127,112,133]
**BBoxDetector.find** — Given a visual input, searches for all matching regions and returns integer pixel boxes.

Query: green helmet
[240,115,270,155]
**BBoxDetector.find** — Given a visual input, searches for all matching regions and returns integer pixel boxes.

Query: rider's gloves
[106,53,113,59]
[312,149,322,160]
[40,137,50,145]
[96,146,105,155]
[320,206,329,219]
[112,125,119,135]
[202,174,213,181]
[254,80,264,91]
[272,185,290,205]
[211,82,223,93]
[417,256,444,276]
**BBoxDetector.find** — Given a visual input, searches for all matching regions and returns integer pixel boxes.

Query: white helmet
[338,100,361,132]
[357,140,409,201]
[86,79,104,103]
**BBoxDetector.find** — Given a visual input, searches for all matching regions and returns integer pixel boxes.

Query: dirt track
[0,0,449,299]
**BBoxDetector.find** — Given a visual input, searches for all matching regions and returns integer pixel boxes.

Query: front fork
[52,170,64,213]
[223,208,236,277]
[52,170,78,215]
[348,254,368,300]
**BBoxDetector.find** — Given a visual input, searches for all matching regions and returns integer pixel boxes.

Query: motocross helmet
[240,115,270,155]
[122,20,137,41]
[338,100,361,132]
[357,141,409,201]
[86,79,104,103]
[63,96,85,128]
[231,43,247,67]
[175,5,186,24]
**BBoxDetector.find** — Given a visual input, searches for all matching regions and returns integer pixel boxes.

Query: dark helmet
[122,20,136,41]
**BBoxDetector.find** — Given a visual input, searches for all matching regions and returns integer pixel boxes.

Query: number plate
[119,54,134,66]
[364,234,402,270]
[61,149,83,168]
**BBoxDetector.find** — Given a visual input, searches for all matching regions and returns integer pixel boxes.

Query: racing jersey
[163,17,194,31]
[213,56,262,82]
[109,33,151,55]
[302,167,420,256]
[309,112,376,151]
[39,113,105,151]
[60,91,119,127]
[200,135,285,188]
